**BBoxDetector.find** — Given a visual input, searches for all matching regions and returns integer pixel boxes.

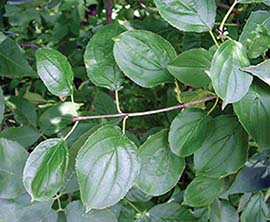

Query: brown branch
[106,0,113,24]
[73,96,216,122]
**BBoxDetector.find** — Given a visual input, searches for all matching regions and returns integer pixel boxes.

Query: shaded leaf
[84,23,125,90]
[0,126,40,147]
[113,30,176,88]
[210,200,239,222]
[65,200,117,222]
[36,48,74,96]
[0,37,35,78]
[209,40,252,108]
[76,125,140,210]
[23,139,69,201]
[194,115,249,178]
[136,130,185,196]
[0,193,57,222]
[169,109,213,157]
[241,193,268,222]
[0,87,4,124]
[153,0,216,33]
[0,138,29,199]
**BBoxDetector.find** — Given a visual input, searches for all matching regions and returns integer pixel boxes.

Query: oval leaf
[0,138,29,199]
[194,115,249,178]
[36,48,74,96]
[76,125,140,210]
[65,200,117,222]
[84,24,125,90]
[167,48,211,87]
[23,138,69,201]
[113,30,176,88]
[209,40,252,108]
[136,129,185,196]
[233,83,270,149]
[154,0,216,32]
[169,108,213,157]
[183,176,223,207]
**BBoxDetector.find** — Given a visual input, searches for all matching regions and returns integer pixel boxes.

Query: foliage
[0,0,270,221]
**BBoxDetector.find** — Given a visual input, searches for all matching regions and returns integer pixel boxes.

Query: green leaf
[240,193,269,222]
[243,60,270,86]
[36,48,74,96]
[169,109,213,157]
[0,138,29,199]
[126,187,152,203]
[76,125,140,210]
[0,87,4,124]
[65,200,118,222]
[148,202,198,222]
[153,0,216,33]
[0,37,36,78]
[223,153,270,196]
[167,48,211,87]
[233,83,270,149]
[238,0,270,4]
[84,24,125,90]
[136,129,185,196]
[210,200,239,222]
[194,115,249,178]
[113,30,176,88]
[209,40,252,108]
[0,193,57,222]
[183,176,223,207]
[93,90,117,115]
[23,138,69,201]
[0,126,40,147]
[39,102,81,136]
[239,10,270,59]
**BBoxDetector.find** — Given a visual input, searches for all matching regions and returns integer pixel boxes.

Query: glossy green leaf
[84,24,125,90]
[0,138,29,199]
[241,193,269,222]
[209,40,252,108]
[0,87,4,124]
[23,138,69,201]
[239,11,270,58]
[65,200,117,222]
[113,30,176,88]
[0,37,36,78]
[76,125,140,210]
[39,102,81,136]
[126,187,152,203]
[153,0,216,33]
[184,176,223,207]
[194,115,249,178]
[0,126,40,147]
[238,0,270,4]
[243,60,270,86]
[61,124,102,194]
[36,48,74,96]
[233,83,270,149]
[167,48,211,87]
[148,202,198,222]
[136,129,185,196]
[169,109,213,157]
[0,193,57,222]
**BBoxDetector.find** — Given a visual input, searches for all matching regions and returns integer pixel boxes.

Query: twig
[216,2,240,15]
[73,96,216,122]
[106,0,113,24]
